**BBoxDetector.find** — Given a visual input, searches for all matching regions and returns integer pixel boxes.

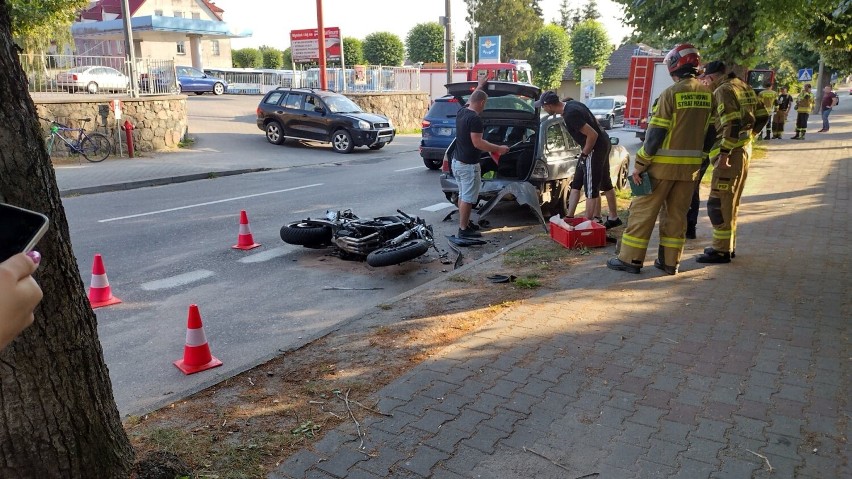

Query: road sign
[478,36,501,63]
[797,68,813,82]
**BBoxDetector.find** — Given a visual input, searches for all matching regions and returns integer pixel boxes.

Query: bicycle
[40,117,112,163]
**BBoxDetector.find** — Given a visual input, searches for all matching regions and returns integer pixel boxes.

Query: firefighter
[607,44,714,275]
[773,86,794,138]
[758,82,777,140]
[792,83,814,140]
[697,61,769,263]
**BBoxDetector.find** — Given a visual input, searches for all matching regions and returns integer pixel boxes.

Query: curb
[123,234,537,418]
[59,168,274,197]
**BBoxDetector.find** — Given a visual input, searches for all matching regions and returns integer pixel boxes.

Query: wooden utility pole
[120,0,138,97]
[317,0,327,90]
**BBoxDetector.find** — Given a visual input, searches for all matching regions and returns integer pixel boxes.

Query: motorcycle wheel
[366,239,431,267]
[280,220,333,246]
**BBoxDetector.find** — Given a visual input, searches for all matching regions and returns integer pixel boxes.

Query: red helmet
[665,43,701,74]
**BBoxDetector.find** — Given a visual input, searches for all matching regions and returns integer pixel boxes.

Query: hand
[631,168,643,185]
[496,145,510,156]
[714,153,731,169]
[0,252,43,350]
[477,74,489,90]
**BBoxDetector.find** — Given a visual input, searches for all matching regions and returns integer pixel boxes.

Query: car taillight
[530,160,548,180]
[422,120,431,128]
[441,157,450,173]
[71,74,78,81]
[256,107,261,117]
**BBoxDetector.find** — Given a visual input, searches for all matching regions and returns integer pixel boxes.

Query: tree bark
[0,2,134,477]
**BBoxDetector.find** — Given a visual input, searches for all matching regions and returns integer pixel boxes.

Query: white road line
[421,202,454,212]
[237,246,294,264]
[99,183,323,223]
[394,166,422,172]
[140,270,215,291]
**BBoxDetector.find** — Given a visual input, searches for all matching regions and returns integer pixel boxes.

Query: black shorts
[570,144,612,198]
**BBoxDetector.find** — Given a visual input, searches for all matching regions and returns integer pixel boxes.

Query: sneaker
[606,257,641,274]
[467,220,480,232]
[458,227,482,239]
[816,129,826,133]
[593,216,604,224]
[603,217,623,229]
[685,224,696,239]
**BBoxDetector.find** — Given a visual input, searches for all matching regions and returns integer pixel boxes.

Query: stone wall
[345,92,429,132]
[34,95,187,155]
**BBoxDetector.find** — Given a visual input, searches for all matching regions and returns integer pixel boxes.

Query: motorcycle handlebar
[396,209,412,220]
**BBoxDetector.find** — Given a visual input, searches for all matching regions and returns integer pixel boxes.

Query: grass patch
[377,303,392,310]
[448,275,471,283]
[514,276,541,289]
[396,128,422,135]
[504,244,566,267]
[178,137,195,148]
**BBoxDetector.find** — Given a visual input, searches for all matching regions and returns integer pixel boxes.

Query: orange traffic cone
[232,209,260,250]
[174,304,222,375]
[88,253,122,308]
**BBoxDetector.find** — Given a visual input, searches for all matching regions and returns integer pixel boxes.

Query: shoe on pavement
[816,129,826,133]
[467,220,480,232]
[697,249,731,263]
[654,258,677,275]
[685,224,696,239]
[703,246,735,258]
[603,217,623,229]
[606,257,641,274]
[458,227,482,239]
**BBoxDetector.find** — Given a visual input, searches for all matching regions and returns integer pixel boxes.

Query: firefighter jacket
[710,75,769,158]
[796,91,814,112]
[776,93,793,111]
[635,77,714,181]
[759,89,778,111]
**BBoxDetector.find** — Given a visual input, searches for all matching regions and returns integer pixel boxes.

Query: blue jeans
[821,108,832,130]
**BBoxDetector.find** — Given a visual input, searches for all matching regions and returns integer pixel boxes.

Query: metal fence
[21,54,177,96]
[203,66,421,94]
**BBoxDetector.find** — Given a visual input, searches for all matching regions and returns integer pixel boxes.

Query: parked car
[175,66,227,95]
[420,96,463,170]
[587,95,627,130]
[256,87,396,154]
[138,67,179,94]
[56,66,129,94]
[439,81,630,223]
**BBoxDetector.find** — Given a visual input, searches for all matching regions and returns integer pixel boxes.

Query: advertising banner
[354,65,367,85]
[478,35,501,63]
[290,27,342,63]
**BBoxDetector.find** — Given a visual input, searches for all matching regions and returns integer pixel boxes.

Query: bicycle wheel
[79,132,112,162]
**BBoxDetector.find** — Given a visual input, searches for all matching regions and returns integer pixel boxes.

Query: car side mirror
[610,137,620,146]
[202,74,208,78]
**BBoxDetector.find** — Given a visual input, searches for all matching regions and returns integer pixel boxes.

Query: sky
[213,0,634,53]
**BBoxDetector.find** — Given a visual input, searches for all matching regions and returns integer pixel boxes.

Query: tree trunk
[0,3,134,478]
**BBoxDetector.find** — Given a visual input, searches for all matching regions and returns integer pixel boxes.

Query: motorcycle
[280,209,436,267]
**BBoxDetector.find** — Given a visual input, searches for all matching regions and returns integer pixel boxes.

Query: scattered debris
[746,449,774,473]
[334,389,366,450]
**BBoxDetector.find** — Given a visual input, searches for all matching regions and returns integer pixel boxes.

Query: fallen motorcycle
[280,209,436,267]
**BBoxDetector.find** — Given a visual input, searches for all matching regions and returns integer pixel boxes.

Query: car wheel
[213,82,225,95]
[424,158,442,170]
[445,192,458,206]
[603,115,613,130]
[615,157,629,191]
[331,129,354,154]
[86,82,99,94]
[265,121,286,145]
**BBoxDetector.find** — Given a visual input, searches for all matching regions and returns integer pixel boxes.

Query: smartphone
[0,203,49,263]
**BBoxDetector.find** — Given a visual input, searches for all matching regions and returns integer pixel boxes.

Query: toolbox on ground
[549,217,607,249]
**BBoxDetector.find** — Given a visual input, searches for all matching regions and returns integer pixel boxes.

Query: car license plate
[379,136,389,143]
[438,128,452,136]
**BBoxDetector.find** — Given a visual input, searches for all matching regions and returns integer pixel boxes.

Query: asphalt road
[62,95,642,417]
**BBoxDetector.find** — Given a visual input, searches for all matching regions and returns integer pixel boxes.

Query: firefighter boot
[705,246,735,258]
[654,246,677,275]
[685,223,697,239]
[697,247,731,264]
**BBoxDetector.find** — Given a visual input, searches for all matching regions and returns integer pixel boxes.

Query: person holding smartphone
[0,251,43,349]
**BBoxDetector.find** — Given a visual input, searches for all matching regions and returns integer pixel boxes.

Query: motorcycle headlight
[358,120,371,129]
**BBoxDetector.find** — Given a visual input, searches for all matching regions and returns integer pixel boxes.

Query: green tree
[363,31,405,66]
[406,22,445,64]
[259,45,283,69]
[556,0,580,30]
[529,23,571,89]
[282,47,292,68]
[569,19,612,83]
[530,0,543,18]
[582,0,600,20]
[343,37,364,65]
[0,1,134,476]
[8,0,87,53]
[232,47,262,68]
[464,0,544,60]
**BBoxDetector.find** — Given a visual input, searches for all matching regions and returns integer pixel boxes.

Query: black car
[256,87,395,153]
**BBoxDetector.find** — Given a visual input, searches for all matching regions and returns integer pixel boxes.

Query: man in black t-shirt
[452,77,510,238]
[535,91,622,227]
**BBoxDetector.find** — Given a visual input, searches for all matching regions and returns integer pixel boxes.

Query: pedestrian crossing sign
[797,68,813,82]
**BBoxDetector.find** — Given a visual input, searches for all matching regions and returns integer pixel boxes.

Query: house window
[192,12,200,19]
[176,41,186,55]
[211,40,220,56]
[173,11,183,18]
[154,9,163,15]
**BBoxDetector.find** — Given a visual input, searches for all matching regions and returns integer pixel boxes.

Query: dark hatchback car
[440,81,629,224]
[420,96,462,170]
[256,88,395,153]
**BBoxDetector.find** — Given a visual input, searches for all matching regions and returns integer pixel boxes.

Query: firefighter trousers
[772,109,788,136]
[707,147,750,253]
[619,177,695,268]
[795,112,809,137]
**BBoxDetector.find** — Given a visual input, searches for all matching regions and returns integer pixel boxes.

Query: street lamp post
[120,0,138,98]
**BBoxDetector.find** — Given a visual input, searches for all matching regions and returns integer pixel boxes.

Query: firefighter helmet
[665,43,701,74]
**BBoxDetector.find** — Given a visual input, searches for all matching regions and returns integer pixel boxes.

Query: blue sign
[478,35,501,63]
[797,68,813,82]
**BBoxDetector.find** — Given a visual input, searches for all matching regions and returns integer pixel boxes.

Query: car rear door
[279,92,308,138]
[541,118,577,180]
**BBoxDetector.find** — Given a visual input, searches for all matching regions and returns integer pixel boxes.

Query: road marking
[421,202,454,212]
[394,166,422,172]
[238,246,295,264]
[140,269,215,291]
[54,165,88,169]
[99,184,323,223]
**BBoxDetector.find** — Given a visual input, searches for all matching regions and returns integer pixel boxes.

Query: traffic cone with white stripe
[232,209,260,250]
[88,253,122,308]
[174,304,222,375]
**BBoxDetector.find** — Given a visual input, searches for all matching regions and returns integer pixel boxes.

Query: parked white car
[56,66,129,94]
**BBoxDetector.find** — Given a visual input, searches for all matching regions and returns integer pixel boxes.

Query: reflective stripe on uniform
[649,155,704,165]
[621,234,649,249]
[720,111,742,124]
[649,117,671,128]
[659,236,685,248]
[713,229,732,240]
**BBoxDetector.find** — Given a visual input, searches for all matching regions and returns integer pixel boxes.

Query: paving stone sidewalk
[272,108,851,478]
